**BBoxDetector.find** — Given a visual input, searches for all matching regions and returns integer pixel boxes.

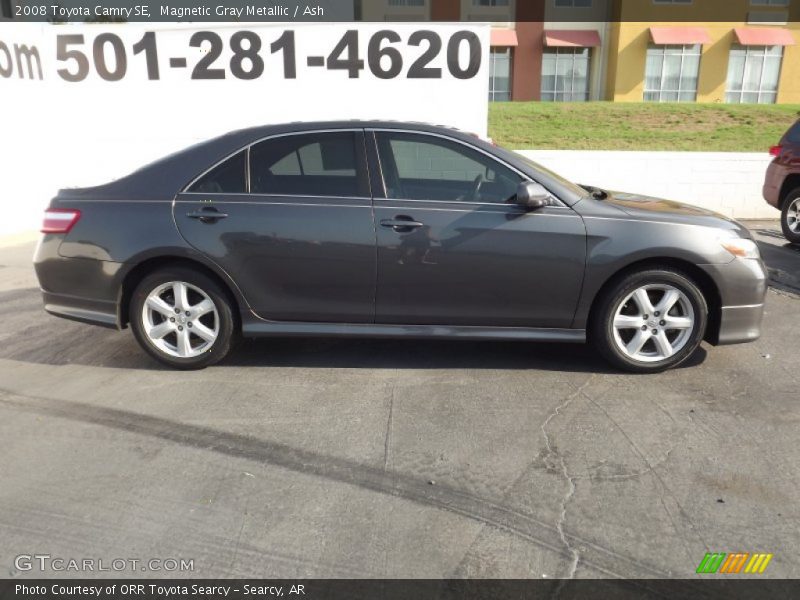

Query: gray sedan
[34,121,767,372]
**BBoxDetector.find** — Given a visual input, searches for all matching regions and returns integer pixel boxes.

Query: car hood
[602,191,752,238]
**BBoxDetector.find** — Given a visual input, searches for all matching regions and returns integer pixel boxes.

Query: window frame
[643,43,702,102]
[725,44,784,104]
[182,129,371,199]
[367,128,565,207]
[553,0,593,8]
[541,47,592,102]
[488,47,513,102]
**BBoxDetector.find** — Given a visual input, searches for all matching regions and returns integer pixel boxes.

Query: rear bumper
[762,161,786,209]
[43,291,119,329]
[34,235,123,329]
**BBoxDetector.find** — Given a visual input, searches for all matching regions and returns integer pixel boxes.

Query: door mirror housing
[516,181,551,211]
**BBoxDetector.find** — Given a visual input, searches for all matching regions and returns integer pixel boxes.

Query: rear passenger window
[188,150,246,194]
[787,121,800,144]
[249,132,366,197]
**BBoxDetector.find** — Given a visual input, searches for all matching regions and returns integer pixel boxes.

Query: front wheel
[780,188,800,244]
[130,267,236,369]
[591,269,708,373]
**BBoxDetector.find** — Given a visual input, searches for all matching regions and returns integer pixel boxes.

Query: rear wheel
[780,188,800,244]
[130,267,236,369]
[591,268,707,373]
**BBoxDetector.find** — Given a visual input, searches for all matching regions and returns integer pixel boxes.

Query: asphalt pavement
[0,222,798,581]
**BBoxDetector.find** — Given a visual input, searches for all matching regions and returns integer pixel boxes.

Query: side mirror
[515,181,551,211]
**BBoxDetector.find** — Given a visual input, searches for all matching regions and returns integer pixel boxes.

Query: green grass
[488,102,800,151]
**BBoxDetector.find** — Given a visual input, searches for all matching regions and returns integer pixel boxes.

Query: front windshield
[514,153,590,198]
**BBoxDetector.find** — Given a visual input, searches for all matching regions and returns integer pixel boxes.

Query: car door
[369,130,586,328]
[173,129,376,323]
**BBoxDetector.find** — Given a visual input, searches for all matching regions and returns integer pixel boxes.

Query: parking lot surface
[0,222,798,580]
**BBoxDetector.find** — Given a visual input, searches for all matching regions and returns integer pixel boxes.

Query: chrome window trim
[177,200,370,209]
[245,145,251,194]
[367,128,569,209]
[182,128,367,195]
[176,194,371,202]
[377,205,580,216]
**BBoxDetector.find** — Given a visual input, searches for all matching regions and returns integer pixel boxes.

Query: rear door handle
[380,216,424,232]
[186,207,228,223]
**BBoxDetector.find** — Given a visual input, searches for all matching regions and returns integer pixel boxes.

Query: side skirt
[241,318,586,343]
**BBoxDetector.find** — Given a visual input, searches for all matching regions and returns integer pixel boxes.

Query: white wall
[1,22,490,236]
[517,150,779,220]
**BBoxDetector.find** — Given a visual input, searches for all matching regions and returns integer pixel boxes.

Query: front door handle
[380,216,424,232]
[186,207,228,223]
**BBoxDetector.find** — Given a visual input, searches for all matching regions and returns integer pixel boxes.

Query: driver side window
[375,132,522,203]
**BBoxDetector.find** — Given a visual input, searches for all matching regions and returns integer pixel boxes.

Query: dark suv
[764,119,800,243]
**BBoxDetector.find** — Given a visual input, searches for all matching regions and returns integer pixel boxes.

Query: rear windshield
[786,121,800,144]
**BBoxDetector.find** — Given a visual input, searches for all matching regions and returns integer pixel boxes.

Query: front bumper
[716,303,765,345]
[700,258,768,345]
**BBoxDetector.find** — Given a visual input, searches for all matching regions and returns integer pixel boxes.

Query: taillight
[42,208,81,234]
[769,145,783,157]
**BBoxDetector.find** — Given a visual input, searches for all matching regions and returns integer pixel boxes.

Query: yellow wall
[605,0,800,103]
[779,26,800,103]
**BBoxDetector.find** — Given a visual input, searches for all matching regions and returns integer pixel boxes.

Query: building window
[726,44,783,104]
[541,48,590,102]
[489,48,512,101]
[653,0,692,4]
[473,0,510,6]
[554,0,592,7]
[750,0,789,6]
[643,44,701,102]
[388,0,425,6]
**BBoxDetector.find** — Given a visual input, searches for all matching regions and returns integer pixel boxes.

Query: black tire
[780,187,800,244]
[130,266,237,369]
[590,268,708,374]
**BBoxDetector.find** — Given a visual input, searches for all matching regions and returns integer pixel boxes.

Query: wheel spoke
[614,315,643,329]
[191,298,215,318]
[148,321,174,340]
[652,331,674,357]
[664,316,693,330]
[173,282,189,312]
[626,329,651,356]
[146,296,174,317]
[632,288,655,315]
[789,199,800,232]
[176,327,192,356]
[192,322,216,343]
[656,289,680,314]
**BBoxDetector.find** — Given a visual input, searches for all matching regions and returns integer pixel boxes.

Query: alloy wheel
[786,197,800,233]
[141,281,219,358]
[611,284,695,363]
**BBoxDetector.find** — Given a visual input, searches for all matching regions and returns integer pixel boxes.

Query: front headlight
[720,238,760,260]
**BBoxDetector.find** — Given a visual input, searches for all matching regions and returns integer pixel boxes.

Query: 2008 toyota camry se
[34,121,767,372]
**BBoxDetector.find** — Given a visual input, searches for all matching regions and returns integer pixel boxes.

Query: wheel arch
[586,257,722,345]
[118,255,245,330]
[779,175,800,209]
